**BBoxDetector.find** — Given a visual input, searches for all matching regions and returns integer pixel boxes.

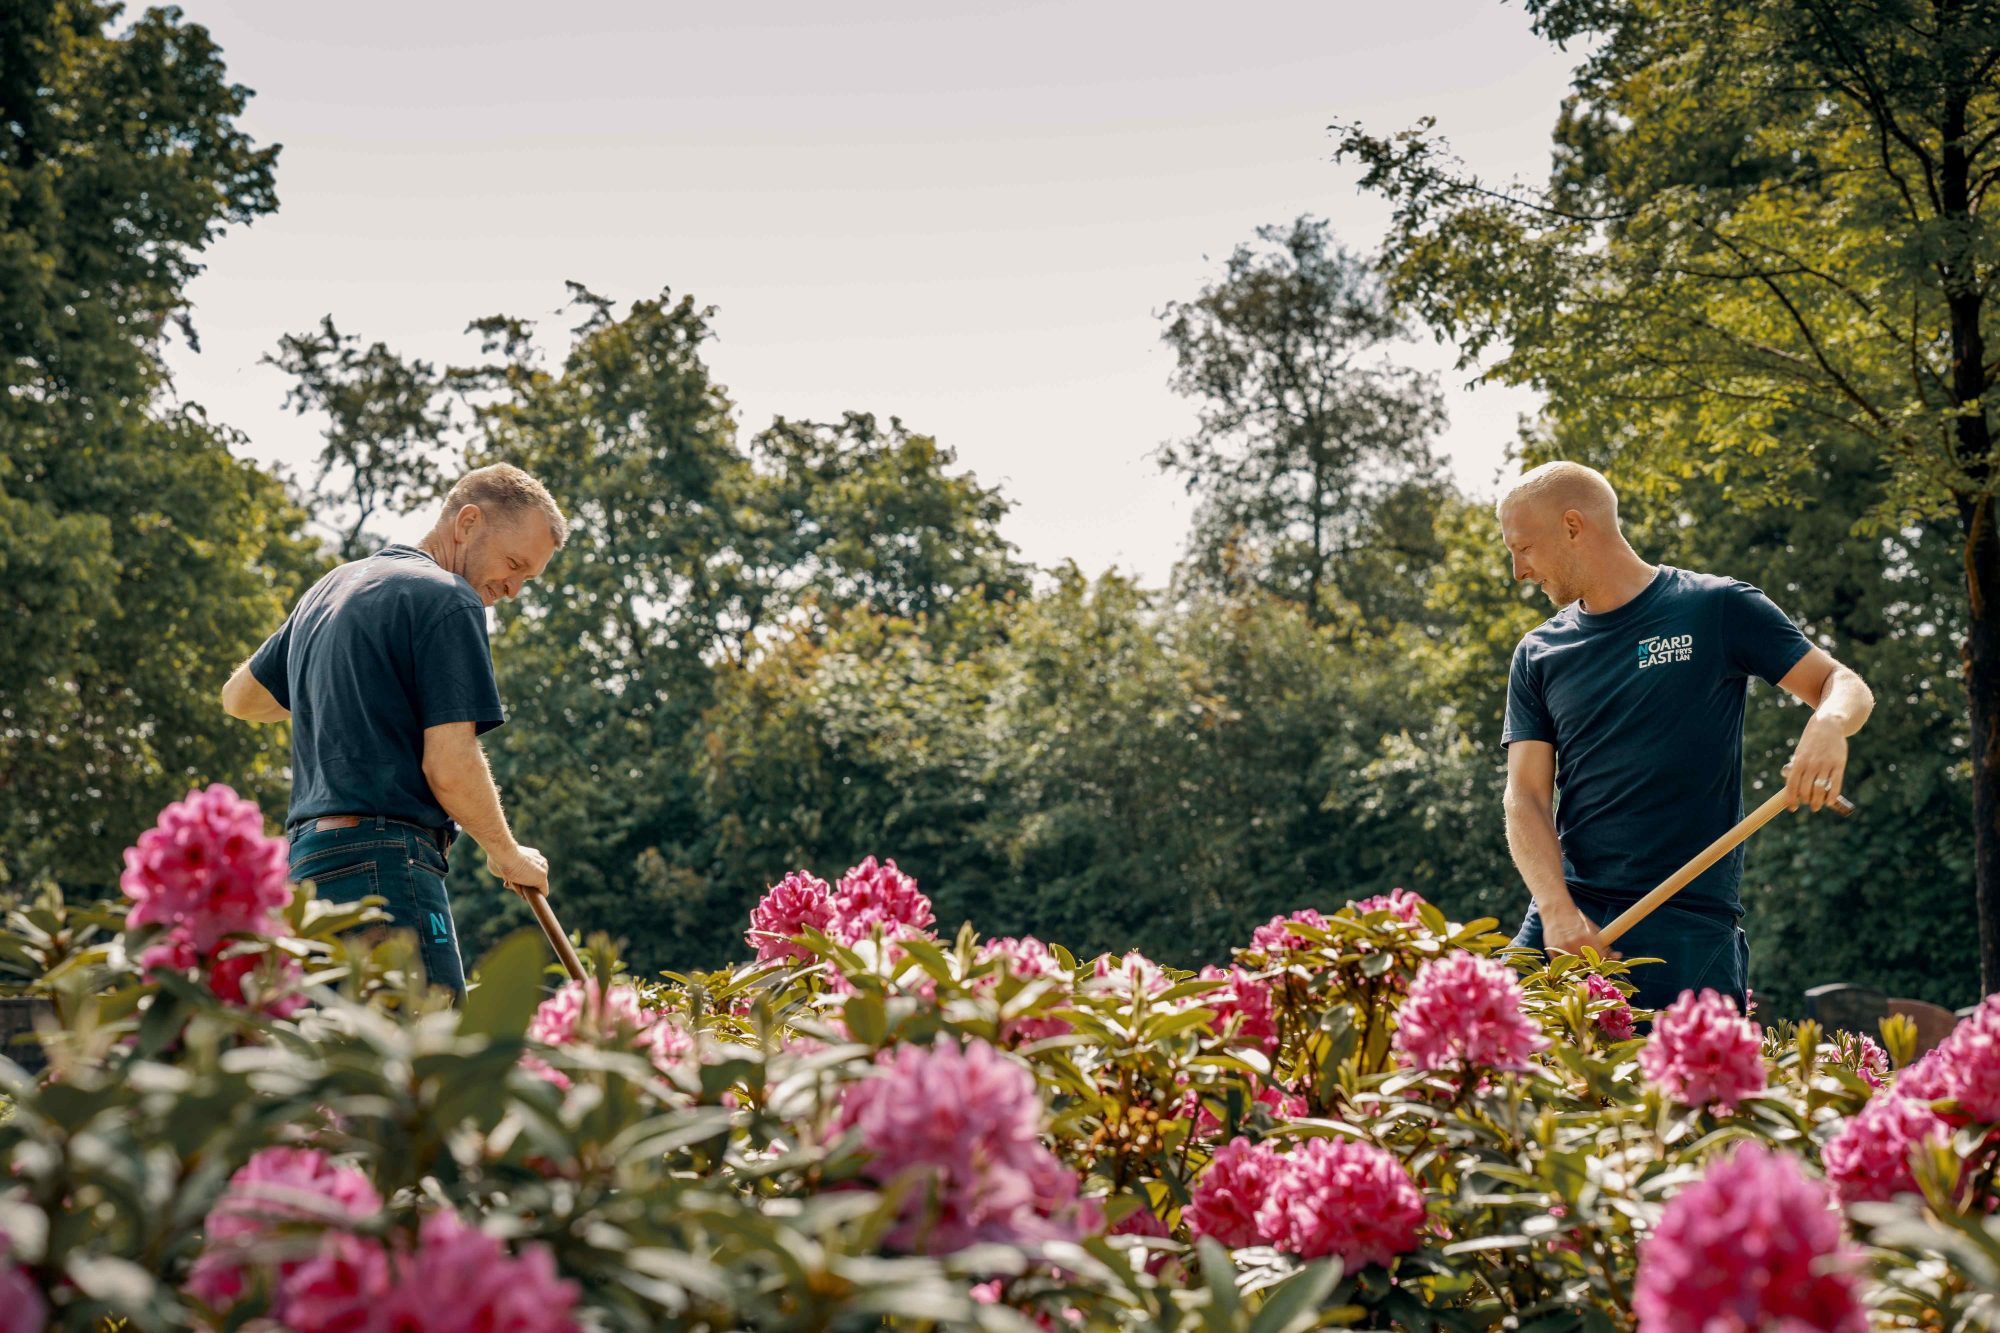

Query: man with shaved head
[1497,461,1875,1012]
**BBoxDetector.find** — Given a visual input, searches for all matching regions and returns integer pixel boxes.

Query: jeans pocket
[408,837,450,880]
[297,860,379,905]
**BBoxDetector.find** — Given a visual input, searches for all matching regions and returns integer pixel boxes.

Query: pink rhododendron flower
[520,979,663,1089]
[975,935,1073,1042]
[1638,989,1766,1112]
[828,857,935,944]
[1249,909,1331,953]
[1632,1142,1864,1333]
[831,1038,1089,1253]
[1111,1203,1171,1238]
[0,1232,44,1333]
[209,944,309,1018]
[646,1015,695,1072]
[1184,1137,1286,1249]
[1254,1137,1426,1268]
[1087,951,1172,998]
[1351,887,1427,924]
[141,933,309,1018]
[1585,973,1635,1041]
[371,1209,581,1333]
[1392,952,1548,1073]
[1823,1094,1950,1204]
[1835,1031,1890,1090]
[1196,966,1278,1054]
[122,784,293,951]
[1923,994,2000,1123]
[746,871,836,963]
[1897,1045,1955,1104]
[188,1148,383,1311]
[275,1232,391,1333]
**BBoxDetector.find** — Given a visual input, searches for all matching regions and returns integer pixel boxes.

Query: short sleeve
[248,617,293,711]
[1502,639,1555,747]
[414,606,506,734]
[1722,579,1813,686]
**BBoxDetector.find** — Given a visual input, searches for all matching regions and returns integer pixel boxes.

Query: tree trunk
[1966,494,2000,996]
[1939,39,1996,994]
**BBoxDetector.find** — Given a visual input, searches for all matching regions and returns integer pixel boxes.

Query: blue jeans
[287,816,466,998]
[1511,889,1748,1016]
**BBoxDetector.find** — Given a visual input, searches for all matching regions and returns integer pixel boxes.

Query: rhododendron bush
[2,788,1998,1329]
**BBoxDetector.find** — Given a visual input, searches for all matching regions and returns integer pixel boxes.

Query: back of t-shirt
[250,544,506,830]
[1502,565,1811,914]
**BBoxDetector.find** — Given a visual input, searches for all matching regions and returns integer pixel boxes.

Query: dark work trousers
[1511,888,1749,1017]
[287,815,466,999]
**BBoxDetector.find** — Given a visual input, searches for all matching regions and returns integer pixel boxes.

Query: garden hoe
[513,882,586,982]
[1597,767,1856,949]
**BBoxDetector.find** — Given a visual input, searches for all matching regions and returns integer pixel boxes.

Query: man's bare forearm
[424,738,519,860]
[1503,793,1575,920]
[1812,666,1875,736]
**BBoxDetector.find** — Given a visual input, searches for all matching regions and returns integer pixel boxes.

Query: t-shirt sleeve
[414,606,507,734]
[1722,579,1814,686]
[1501,639,1556,747]
[247,617,293,711]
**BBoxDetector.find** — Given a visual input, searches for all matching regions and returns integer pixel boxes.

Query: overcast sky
[161,1,1581,584]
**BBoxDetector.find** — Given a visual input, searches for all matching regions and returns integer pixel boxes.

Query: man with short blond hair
[222,462,566,998]
[1497,461,1875,1012]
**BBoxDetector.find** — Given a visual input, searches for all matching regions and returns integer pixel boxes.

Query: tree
[266,316,453,561]
[423,287,1029,969]
[1336,0,2000,991]
[0,1,322,892]
[1158,217,1446,624]
[747,413,1026,631]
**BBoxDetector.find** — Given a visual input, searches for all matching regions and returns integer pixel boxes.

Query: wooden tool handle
[1597,781,1857,949]
[519,885,585,981]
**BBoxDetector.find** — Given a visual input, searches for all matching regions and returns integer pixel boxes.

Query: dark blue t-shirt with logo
[1502,566,1813,915]
[249,544,505,831]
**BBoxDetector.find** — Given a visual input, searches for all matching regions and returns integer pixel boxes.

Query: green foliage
[1335,0,2000,988]
[12,820,1998,1330]
[0,0,324,899]
[265,315,455,561]
[416,288,1031,973]
[1158,217,1447,624]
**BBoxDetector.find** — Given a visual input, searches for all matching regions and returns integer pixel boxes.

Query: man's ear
[452,503,482,542]
[1562,508,1585,541]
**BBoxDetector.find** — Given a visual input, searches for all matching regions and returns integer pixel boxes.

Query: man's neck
[1578,554,1660,615]
[417,532,459,578]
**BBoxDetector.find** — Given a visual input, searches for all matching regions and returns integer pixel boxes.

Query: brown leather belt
[293,814,454,853]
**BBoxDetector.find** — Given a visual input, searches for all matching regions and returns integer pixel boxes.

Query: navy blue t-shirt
[249,544,505,830]
[1502,566,1813,915]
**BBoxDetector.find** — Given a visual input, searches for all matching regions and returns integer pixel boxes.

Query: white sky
[161,0,1581,585]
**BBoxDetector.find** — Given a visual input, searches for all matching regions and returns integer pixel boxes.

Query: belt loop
[374,815,386,832]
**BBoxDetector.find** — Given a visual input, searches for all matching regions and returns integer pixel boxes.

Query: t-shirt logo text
[1637,633,1694,669]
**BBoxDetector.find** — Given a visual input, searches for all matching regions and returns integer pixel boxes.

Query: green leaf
[1248,1258,1342,1333]
[1197,1236,1241,1330]
[461,929,554,1041]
